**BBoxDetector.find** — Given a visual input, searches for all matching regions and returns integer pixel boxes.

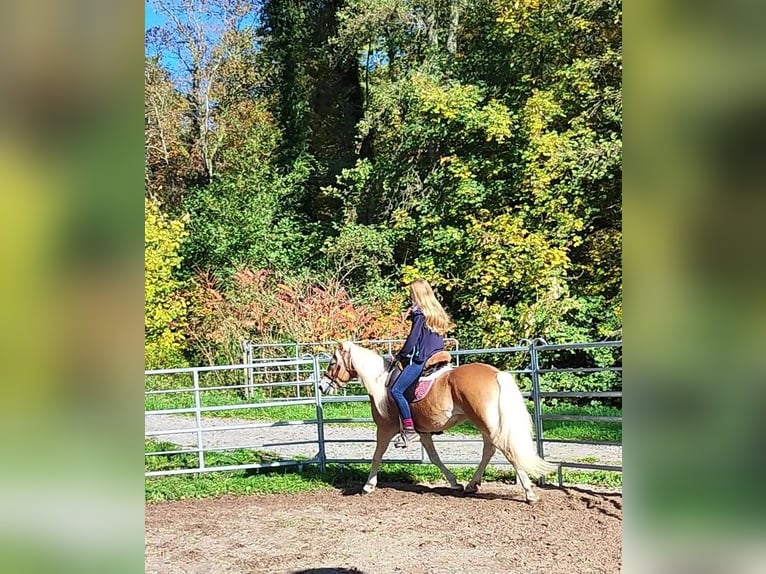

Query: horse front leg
[419,434,462,491]
[465,434,497,494]
[363,425,398,494]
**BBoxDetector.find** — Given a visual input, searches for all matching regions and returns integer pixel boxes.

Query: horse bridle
[321,348,356,392]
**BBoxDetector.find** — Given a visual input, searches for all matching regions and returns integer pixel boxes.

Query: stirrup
[394,428,420,448]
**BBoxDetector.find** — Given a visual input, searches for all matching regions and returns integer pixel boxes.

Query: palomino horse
[318,341,558,503]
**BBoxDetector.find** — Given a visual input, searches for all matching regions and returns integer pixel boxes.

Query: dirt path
[145,483,622,574]
[145,413,622,469]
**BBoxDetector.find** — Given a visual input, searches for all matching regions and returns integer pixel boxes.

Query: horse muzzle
[318,377,337,395]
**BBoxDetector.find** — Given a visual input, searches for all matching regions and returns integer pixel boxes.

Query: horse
[318,341,558,503]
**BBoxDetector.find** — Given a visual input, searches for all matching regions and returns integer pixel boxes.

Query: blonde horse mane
[342,342,391,419]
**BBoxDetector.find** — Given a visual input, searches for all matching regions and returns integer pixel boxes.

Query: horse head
[318,342,356,394]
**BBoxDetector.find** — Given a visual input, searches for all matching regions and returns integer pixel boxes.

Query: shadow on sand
[338,480,562,502]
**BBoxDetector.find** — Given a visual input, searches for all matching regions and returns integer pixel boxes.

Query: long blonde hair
[409,279,456,336]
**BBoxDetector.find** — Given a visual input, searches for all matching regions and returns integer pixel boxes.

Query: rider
[391,278,455,447]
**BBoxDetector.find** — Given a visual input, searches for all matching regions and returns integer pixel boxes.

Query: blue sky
[145,2,166,30]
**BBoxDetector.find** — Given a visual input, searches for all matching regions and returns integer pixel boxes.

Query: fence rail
[146,339,621,486]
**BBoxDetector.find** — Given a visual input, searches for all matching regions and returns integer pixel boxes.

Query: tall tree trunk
[447,0,462,56]
[426,4,438,50]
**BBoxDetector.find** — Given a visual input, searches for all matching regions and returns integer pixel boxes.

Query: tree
[146,0,260,189]
[261,0,364,217]
[326,0,621,346]
[144,0,622,364]
[145,56,194,206]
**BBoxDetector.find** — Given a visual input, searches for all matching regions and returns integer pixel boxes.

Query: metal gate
[145,339,621,484]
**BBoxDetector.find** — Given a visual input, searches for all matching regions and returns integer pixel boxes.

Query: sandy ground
[145,482,622,574]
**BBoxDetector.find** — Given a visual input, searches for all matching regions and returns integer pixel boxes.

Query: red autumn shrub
[185,267,410,366]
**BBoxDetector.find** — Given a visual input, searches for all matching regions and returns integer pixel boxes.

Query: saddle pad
[411,365,453,403]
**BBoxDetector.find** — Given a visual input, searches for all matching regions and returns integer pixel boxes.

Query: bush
[145,196,189,369]
[184,267,411,369]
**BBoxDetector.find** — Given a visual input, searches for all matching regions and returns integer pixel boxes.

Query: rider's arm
[396,311,424,363]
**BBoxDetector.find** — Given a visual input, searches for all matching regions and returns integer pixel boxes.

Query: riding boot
[394,425,420,448]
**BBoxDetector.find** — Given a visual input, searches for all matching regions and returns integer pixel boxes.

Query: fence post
[241,340,248,399]
[529,339,545,484]
[295,343,301,398]
[246,341,256,399]
[313,354,326,473]
[193,369,206,471]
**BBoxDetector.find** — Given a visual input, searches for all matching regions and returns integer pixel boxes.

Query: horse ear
[336,341,344,351]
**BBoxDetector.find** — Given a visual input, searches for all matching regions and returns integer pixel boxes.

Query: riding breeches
[390,362,424,422]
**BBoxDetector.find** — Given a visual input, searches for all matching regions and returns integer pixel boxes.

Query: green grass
[577,456,598,464]
[146,467,331,501]
[145,439,287,473]
[447,403,621,442]
[558,469,622,489]
[541,403,622,442]
[145,388,372,421]
[145,461,621,502]
[145,438,622,502]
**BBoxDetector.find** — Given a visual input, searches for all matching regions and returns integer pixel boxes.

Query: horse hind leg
[419,433,462,491]
[465,434,496,494]
[495,445,539,504]
[513,467,538,504]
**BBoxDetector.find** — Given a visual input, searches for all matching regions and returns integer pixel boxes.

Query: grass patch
[559,469,622,488]
[146,389,374,422]
[541,403,622,442]
[145,467,331,501]
[450,403,621,443]
[145,439,287,473]
[146,461,621,502]
[577,456,598,464]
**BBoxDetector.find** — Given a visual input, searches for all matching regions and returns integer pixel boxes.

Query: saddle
[386,350,453,404]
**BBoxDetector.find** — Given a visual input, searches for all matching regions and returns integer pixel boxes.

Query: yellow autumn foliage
[145,197,189,368]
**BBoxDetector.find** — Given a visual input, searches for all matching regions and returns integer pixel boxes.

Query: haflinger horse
[318,341,558,503]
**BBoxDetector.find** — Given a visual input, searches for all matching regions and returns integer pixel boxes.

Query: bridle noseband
[323,348,356,391]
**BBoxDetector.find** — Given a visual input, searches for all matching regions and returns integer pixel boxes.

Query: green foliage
[321,222,397,298]
[261,0,364,217]
[145,0,621,367]
[145,196,189,368]
[180,131,315,277]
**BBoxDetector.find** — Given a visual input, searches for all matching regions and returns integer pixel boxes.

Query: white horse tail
[492,371,558,479]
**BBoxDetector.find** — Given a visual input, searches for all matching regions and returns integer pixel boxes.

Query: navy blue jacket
[396,306,445,365]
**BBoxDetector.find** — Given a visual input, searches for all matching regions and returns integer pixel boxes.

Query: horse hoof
[464,483,479,494]
[449,483,464,492]
[525,494,539,505]
[361,484,375,494]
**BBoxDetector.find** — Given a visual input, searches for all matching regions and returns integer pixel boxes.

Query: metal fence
[240,338,460,398]
[146,339,621,486]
